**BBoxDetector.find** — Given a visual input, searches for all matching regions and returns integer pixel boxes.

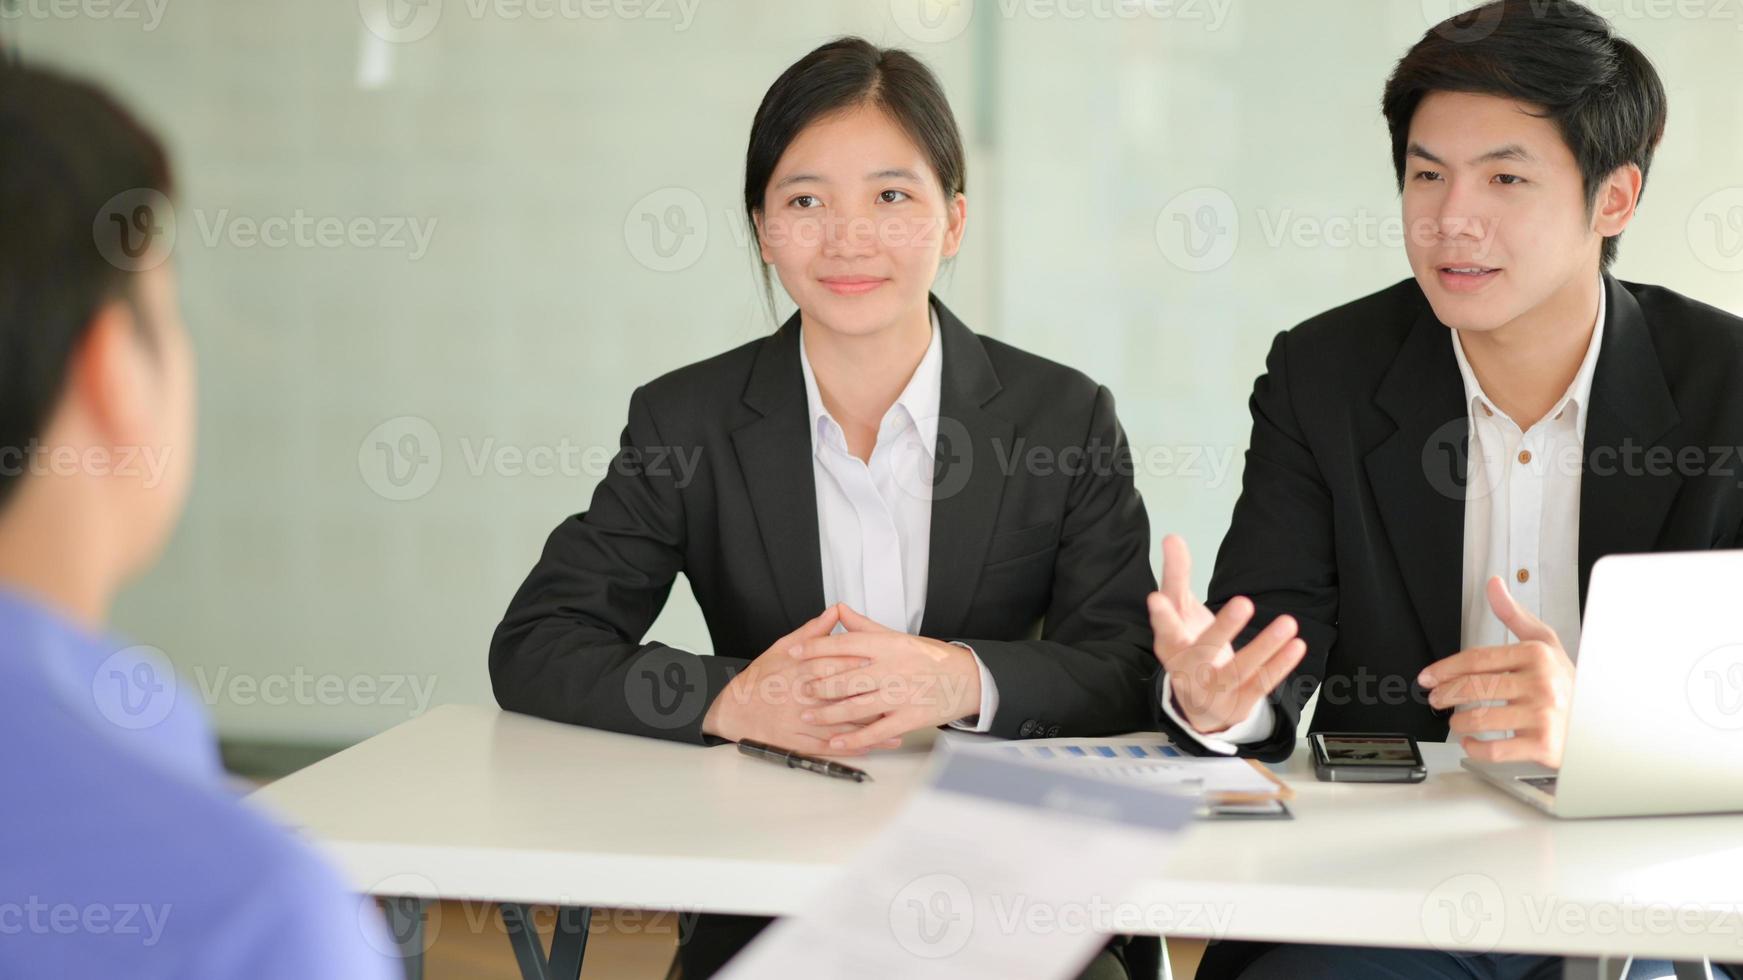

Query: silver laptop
[1462,551,1743,818]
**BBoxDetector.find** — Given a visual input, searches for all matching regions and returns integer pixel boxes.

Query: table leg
[381,896,427,980]
[501,902,591,980]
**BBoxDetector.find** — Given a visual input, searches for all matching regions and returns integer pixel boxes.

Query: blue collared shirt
[0,587,398,979]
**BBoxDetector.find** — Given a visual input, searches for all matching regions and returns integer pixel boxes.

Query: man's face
[1401,91,1605,333]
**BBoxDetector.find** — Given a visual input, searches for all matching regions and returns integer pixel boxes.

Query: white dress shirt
[798,308,998,731]
[1165,279,1606,752]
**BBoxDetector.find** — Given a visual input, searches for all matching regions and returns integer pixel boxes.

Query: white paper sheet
[938,731,1282,799]
[714,752,1196,980]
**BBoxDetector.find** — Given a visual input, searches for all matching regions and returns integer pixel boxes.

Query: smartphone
[1309,732,1427,783]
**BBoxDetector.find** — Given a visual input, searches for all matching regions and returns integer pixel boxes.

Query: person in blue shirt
[0,64,399,979]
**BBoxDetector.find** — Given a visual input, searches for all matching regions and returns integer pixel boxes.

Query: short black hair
[1382,0,1667,269]
[742,37,966,315]
[0,64,173,512]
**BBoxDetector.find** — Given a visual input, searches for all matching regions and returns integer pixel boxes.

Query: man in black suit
[1146,2,1743,977]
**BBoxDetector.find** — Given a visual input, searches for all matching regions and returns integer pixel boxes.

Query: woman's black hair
[742,36,966,317]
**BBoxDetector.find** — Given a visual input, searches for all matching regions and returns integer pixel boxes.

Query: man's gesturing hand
[789,605,983,754]
[700,606,899,755]
[1148,534,1306,735]
[1420,576,1576,768]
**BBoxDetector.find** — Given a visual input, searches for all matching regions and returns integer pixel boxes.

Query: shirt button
[1517,568,1531,584]
[1482,404,1494,417]
[1518,450,1532,465]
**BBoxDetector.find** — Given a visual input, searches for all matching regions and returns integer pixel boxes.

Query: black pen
[737,739,873,783]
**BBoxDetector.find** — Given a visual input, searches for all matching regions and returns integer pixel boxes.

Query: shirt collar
[799,305,944,454]
[1451,275,1607,434]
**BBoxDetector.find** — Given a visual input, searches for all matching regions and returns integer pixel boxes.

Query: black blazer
[491,298,1158,744]
[1158,275,1743,763]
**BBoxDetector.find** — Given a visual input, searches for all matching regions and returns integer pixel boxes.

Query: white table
[251,705,1743,979]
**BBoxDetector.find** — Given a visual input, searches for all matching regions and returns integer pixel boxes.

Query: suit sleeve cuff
[944,642,998,733]
[1158,671,1276,755]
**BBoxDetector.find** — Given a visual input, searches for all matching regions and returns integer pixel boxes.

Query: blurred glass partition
[8,0,1739,743]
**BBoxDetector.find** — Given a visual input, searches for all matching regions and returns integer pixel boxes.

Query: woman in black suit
[490,36,1155,978]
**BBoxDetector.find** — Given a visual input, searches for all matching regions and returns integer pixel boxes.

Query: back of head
[0,63,177,514]
[0,65,192,606]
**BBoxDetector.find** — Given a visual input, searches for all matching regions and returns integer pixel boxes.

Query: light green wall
[12,0,1741,742]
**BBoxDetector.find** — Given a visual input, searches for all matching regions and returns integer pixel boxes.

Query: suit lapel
[919,299,1013,639]
[1364,299,1469,662]
[1577,277,1682,611]
[731,314,826,626]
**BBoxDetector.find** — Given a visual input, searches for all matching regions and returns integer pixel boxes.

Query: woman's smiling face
[755,103,965,338]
